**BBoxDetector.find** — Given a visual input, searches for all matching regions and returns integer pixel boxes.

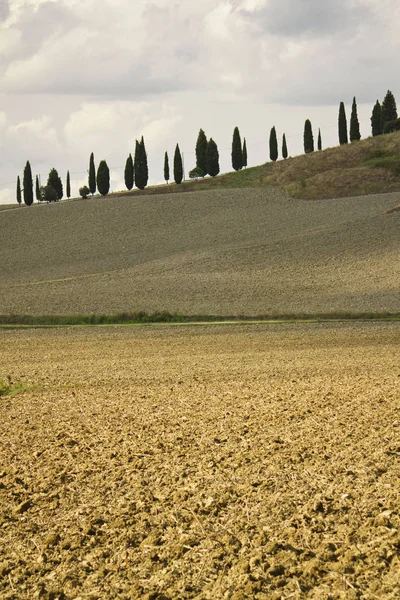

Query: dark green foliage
[189,166,205,179]
[303,120,314,153]
[35,175,41,201]
[371,100,383,137]
[97,160,110,196]
[88,153,96,194]
[231,127,243,171]
[16,176,21,204]
[40,185,58,203]
[282,134,288,159]
[47,168,63,200]
[66,171,71,199]
[23,161,34,206]
[350,97,361,142]
[206,138,220,177]
[174,144,183,184]
[338,102,348,145]
[134,137,148,190]
[79,185,90,199]
[317,129,322,151]
[382,90,398,131]
[195,129,207,175]
[164,152,170,183]
[269,127,278,161]
[383,118,400,134]
[124,153,134,190]
[242,138,248,167]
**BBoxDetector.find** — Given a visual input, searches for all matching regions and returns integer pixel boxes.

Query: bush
[383,118,400,134]
[189,166,205,179]
[79,185,90,199]
[40,185,58,203]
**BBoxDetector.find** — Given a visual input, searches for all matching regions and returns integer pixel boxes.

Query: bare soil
[0,323,399,599]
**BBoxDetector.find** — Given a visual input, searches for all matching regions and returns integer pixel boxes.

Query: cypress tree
[303,120,314,153]
[269,126,278,161]
[242,138,248,168]
[140,136,148,189]
[97,160,110,196]
[317,128,322,151]
[371,100,383,136]
[350,97,361,142]
[206,138,220,177]
[88,152,96,195]
[174,144,183,184]
[66,171,71,199]
[124,153,134,190]
[47,168,63,201]
[195,129,207,176]
[164,152,170,183]
[231,126,243,171]
[134,140,140,188]
[134,137,148,190]
[338,102,348,145]
[282,134,288,159]
[23,161,34,206]
[382,90,398,131]
[35,175,41,201]
[16,176,22,204]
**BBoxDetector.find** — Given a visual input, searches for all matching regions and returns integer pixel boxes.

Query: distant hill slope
[0,187,399,316]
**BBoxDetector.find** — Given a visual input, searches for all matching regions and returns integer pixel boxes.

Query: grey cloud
[0,0,9,21]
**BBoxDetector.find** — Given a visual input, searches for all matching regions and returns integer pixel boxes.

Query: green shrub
[383,118,400,134]
[189,166,205,179]
[79,185,90,199]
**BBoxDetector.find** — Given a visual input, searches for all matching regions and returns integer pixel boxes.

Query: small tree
[317,128,322,151]
[79,185,90,199]
[304,119,314,153]
[231,126,243,171]
[242,138,248,168]
[97,160,110,196]
[282,134,288,159]
[66,171,71,199]
[16,176,22,205]
[189,167,204,179]
[40,185,57,203]
[195,129,207,176]
[134,137,148,190]
[338,102,348,145]
[174,144,183,184]
[23,160,34,206]
[371,100,383,137]
[382,90,398,131]
[350,97,361,142]
[269,126,278,161]
[35,175,41,201]
[47,168,63,201]
[164,151,170,183]
[88,152,96,195]
[124,153,134,190]
[206,138,220,177]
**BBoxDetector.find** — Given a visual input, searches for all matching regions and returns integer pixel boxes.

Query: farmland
[1,323,399,599]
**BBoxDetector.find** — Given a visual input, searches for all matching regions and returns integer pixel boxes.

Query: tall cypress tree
[206,138,220,177]
[382,90,398,131]
[350,97,361,142]
[47,168,63,201]
[66,171,71,198]
[174,144,183,184]
[304,120,314,153]
[164,152,170,183]
[88,152,96,195]
[195,129,207,176]
[140,136,148,189]
[124,153,134,190]
[231,127,243,171]
[16,176,22,204]
[35,175,41,201]
[338,102,348,145]
[269,126,278,161]
[97,160,110,196]
[282,134,288,159]
[371,100,383,137]
[242,138,248,168]
[23,161,34,206]
[134,137,148,190]
[317,129,322,151]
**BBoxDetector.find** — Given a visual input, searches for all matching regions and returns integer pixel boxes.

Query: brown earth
[0,323,399,599]
[0,188,399,316]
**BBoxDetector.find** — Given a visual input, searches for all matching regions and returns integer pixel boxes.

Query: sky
[1,0,399,203]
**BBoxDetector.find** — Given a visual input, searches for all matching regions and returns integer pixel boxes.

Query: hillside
[0,184,399,317]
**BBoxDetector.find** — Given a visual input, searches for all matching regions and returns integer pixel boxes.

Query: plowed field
[0,323,399,599]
